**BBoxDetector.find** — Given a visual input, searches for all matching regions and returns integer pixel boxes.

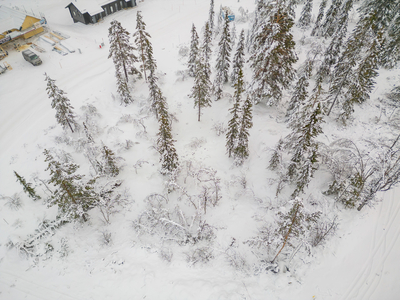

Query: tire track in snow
[343,189,400,300]
[0,269,81,300]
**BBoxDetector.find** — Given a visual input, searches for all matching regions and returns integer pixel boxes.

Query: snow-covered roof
[68,0,130,16]
[0,5,29,34]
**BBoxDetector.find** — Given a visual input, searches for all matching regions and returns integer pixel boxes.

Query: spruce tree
[234,95,253,165]
[319,0,344,38]
[14,171,41,201]
[249,2,297,105]
[230,29,245,86]
[115,70,133,105]
[208,0,215,34]
[214,11,232,100]
[157,107,179,175]
[311,0,328,36]
[286,58,313,121]
[285,85,325,197]
[202,21,213,76]
[108,20,139,82]
[297,0,313,29]
[188,24,199,77]
[133,11,152,81]
[99,144,120,177]
[108,20,138,105]
[44,149,96,221]
[45,73,77,133]
[226,69,244,158]
[190,56,212,121]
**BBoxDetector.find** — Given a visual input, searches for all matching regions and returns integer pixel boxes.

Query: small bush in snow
[2,193,23,211]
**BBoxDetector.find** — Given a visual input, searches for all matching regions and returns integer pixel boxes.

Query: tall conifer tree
[249,2,297,105]
[188,24,199,77]
[133,11,152,81]
[45,73,77,133]
[214,11,232,100]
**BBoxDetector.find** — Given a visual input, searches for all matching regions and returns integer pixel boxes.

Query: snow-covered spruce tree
[297,0,313,29]
[214,11,232,100]
[208,0,215,34]
[311,0,328,36]
[189,23,213,121]
[226,68,244,158]
[190,56,212,122]
[45,73,77,133]
[230,29,245,86]
[99,144,120,177]
[14,171,41,201]
[319,0,344,38]
[272,197,321,263]
[108,20,138,105]
[82,122,101,174]
[249,1,297,105]
[234,95,253,166]
[286,58,313,121]
[202,21,213,78]
[284,85,325,198]
[156,106,179,175]
[44,149,96,222]
[115,70,133,105]
[379,9,400,68]
[108,20,139,81]
[188,23,199,77]
[133,11,151,81]
[326,0,398,121]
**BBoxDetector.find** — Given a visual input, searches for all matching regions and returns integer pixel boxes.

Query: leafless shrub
[101,231,113,246]
[212,122,226,136]
[185,247,214,265]
[1,193,23,211]
[311,217,338,247]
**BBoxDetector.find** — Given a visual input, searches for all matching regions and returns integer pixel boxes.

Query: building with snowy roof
[66,0,137,25]
[0,5,45,46]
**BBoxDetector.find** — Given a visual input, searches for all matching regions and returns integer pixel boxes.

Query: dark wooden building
[66,0,136,24]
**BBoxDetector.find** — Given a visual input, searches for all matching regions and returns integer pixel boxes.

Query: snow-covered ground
[1,0,400,299]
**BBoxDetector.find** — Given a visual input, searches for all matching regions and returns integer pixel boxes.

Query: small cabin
[0,5,45,46]
[66,0,137,25]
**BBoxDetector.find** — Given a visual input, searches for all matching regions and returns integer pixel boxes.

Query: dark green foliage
[44,149,96,221]
[249,3,297,105]
[45,73,77,133]
[115,70,133,105]
[286,58,313,121]
[108,20,139,82]
[314,0,353,86]
[190,57,212,121]
[230,29,245,86]
[14,171,41,201]
[226,69,244,158]
[209,0,215,33]
[157,108,179,174]
[108,20,138,104]
[100,145,120,177]
[297,0,313,29]
[311,0,328,36]
[268,138,284,171]
[214,12,232,100]
[320,0,344,38]
[188,24,199,77]
[285,85,325,197]
[234,95,253,165]
[133,11,152,81]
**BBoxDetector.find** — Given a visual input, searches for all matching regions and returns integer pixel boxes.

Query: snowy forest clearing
[1,0,400,299]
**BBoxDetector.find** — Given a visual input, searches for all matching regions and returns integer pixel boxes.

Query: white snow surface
[0,0,400,299]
